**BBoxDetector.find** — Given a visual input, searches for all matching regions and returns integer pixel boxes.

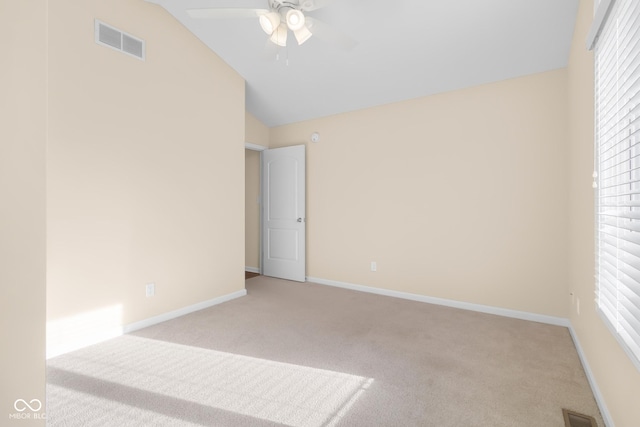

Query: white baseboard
[47,304,124,359]
[306,276,570,327]
[245,266,260,274]
[124,289,247,334]
[568,326,615,427]
[47,289,247,359]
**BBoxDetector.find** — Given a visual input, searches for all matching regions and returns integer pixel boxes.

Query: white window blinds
[594,0,640,371]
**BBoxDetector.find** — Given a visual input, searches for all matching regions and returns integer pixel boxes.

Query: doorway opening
[244,143,307,282]
[245,143,266,279]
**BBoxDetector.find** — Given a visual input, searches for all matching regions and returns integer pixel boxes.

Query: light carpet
[47,276,604,426]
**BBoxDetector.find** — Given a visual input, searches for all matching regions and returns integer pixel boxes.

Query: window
[593,0,640,371]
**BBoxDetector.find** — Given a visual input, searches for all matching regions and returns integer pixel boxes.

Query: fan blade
[299,0,336,12]
[186,8,268,19]
[305,17,357,50]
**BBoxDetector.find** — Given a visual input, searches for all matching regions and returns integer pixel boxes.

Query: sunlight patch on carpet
[47,335,374,426]
[47,304,123,359]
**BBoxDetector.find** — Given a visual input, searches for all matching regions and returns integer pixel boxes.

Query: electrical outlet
[146,283,155,297]
[371,261,377,272]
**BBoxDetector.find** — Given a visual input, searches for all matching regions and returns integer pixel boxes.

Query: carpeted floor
[47,276,603,426]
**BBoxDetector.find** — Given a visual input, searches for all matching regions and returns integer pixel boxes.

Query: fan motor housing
[270,0,305,12]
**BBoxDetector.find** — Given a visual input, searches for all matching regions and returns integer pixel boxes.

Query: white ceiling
[147,0,580,127]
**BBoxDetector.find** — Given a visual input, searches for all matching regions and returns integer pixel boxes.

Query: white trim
[245,142,268,151]
[124,289,247,333]
[597,307,640,373]
[245,266,260,274]
[586,0,615,50]
[306,276,570,327]
[568,325,615,427]
[47,305,124,359]
[47,289,247,359]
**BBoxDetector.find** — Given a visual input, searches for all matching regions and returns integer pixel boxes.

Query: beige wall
[270,70,570,317]
[245,149,261,269]
[0,0,47,424]
[246,111,270,146]
[47,0,245,352]
[568,1,640,425]
[27,0,639,423]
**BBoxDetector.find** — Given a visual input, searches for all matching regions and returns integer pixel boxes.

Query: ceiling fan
[186,0,356,49]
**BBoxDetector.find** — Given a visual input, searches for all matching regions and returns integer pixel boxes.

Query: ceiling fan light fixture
[286,9,306,31]
[301,0,315,9]
[293,25,312,45]
[269,23,288,47]
[259,12,280,35]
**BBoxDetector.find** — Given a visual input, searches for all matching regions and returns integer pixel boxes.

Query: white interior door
[262,145,306,282]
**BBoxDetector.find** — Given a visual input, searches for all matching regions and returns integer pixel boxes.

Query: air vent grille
[562,409,598,427]
[95,20,145,60]
[98,23,121,49]
[122,34,143,58]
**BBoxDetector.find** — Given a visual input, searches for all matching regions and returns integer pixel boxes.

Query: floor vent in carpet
[563,409,598,427]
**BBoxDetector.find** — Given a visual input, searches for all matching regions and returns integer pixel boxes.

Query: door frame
[245,142,267,275]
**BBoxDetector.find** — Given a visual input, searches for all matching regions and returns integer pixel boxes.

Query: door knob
[297,218,303,222]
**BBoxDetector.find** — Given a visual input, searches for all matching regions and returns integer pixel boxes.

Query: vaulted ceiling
[147,0,580,127]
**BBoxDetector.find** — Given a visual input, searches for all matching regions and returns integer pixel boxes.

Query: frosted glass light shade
[286,9,305,31]
[294,25,312,45]
[270,23,288,47]
[259,12,280,35]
